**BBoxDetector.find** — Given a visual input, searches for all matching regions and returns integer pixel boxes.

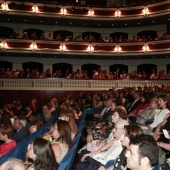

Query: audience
[1,84,170,169]
[0,125,17,156]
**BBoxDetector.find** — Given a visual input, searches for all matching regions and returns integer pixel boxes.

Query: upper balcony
[0,0,170,28]
[0,38,170,59]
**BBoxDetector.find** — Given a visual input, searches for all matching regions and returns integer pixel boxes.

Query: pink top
[0,140,17,156]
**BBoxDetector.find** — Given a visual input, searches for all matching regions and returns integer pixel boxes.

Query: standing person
[26,138,58,170]
[125,134,159,170]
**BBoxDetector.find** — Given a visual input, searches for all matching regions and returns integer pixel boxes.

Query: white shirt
[150,108,169,128]
[93,138,123,165]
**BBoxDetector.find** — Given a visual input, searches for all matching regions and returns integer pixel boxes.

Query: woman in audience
[98,124,143,170]
[0,125,17,156]
[136,97,159,125]
[26,138,58,170]
[146,94,170,131]
[86,107,128,152]
[51,119,73,163]
[49,97,58,113]
[58,108,78,140]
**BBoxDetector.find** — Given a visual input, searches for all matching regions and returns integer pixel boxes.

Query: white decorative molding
[0,79,169,91]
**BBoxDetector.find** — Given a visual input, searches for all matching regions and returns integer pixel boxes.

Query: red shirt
[0,140,17,156]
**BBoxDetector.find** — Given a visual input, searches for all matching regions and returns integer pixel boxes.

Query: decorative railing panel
[0,79,169,91]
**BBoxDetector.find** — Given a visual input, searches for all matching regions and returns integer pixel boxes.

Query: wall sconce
[87,44,94,53]
[88,9,94,17]
[142,43,150,53]
[114,44,121,53]
[0,40,8,50]
[142,6,149,16]
[1,2,9,12]
[60,7,67,16]
[115,9,121,18]
[32,4,39,14]
[30,41,37,51]
[59,43,66,52]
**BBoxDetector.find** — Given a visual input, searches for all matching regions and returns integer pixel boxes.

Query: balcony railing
[0,38,170,58]
[0,78,169,90]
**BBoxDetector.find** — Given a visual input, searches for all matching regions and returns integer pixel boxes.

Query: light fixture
[30,41,37,51]
[88,9,94,17]
[60,7,67,16]
[142,6,149,16]
[114,44,121,53]
[87,44,94,53]
[32,4,39,14]
[0,40,8,50]
[142,43,150,53]
[115,9,121,18]
[59,43,66,52]
[1,2,9,12]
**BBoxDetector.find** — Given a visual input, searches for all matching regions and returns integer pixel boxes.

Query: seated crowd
[0,84,170,170]
[2,31,170,43]
[0,67,170,80]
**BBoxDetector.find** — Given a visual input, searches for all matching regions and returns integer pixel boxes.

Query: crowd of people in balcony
[3,31,170,43]
[0,67,170,80]
[0,83,170,169]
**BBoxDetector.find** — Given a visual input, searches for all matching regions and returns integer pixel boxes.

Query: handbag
[159,147,166,165]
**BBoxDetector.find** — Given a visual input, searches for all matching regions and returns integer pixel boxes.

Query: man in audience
[12,116,30,144]
[0,158,26,170]
[125,134,159,170]
[42,104,52,122]
[127,91,141,115]
[76,120,129,169]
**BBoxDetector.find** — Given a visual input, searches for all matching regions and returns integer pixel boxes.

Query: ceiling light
[115,9,121,18]
[87,44,94,53]
[1,3,9,12]
[32,4,39,14]
[30,41,37,51]
[60,7,67,16]
[142,6,149,16]
[59,43,66,52]
[88,9,94,17]
[0,40,8,50]
[142,43,150,53]
[114,44,121,53]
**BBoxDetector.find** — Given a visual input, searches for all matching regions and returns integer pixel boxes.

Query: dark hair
[158,94,170,109]
[124,125,143,139]
[56,119,73,149]
[130,134,159,167]
[0,124,14,139]
[30,112,42,127]
[33,138,58,170]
